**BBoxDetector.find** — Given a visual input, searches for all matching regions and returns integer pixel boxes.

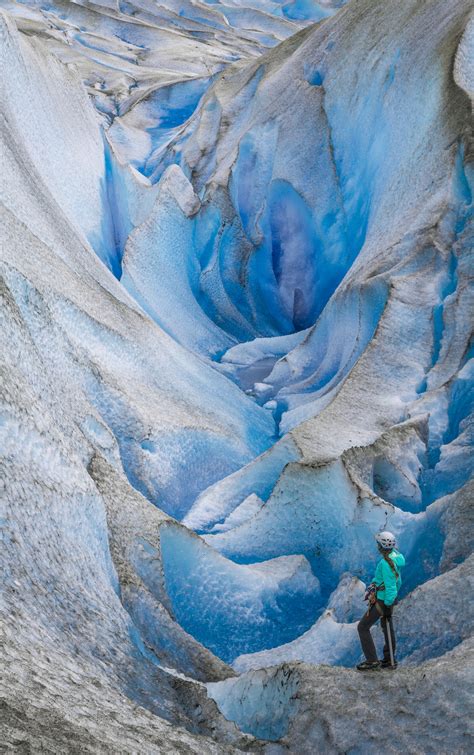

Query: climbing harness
[364,582,384,615]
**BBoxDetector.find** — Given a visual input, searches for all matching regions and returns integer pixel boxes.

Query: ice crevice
[119,0,473,681]
[1,0,474,750]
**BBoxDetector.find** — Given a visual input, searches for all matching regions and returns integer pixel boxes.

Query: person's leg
[357,604,380,662]
[381,615,397,664]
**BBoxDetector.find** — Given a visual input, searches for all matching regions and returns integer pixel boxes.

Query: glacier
[1,0,473,751]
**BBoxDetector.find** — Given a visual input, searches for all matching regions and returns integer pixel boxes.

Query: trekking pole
[386,616,395,668]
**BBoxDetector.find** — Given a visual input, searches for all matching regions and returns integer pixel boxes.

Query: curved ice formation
[234,573,366,672]
[160,522,321,661]
[1,0,473,750]
[183,435,300,531]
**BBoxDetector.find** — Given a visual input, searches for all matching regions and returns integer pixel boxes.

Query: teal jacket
[373,550,405,606]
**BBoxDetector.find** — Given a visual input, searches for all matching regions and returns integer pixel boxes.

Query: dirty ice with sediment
[1,0,473,751]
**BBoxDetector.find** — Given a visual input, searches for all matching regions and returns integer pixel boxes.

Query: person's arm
[381,560,397,606]
[395,551,406,567]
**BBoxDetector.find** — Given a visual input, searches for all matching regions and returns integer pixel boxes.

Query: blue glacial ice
[183,435,300,531]
[160,522,321,661]
[1,0,473,748]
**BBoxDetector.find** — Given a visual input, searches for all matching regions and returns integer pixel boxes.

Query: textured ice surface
[234,574,365,671]
[208,640,474,750]
[183,435,300,531]
[160,523,321,662]
[2,0,473,750]
[204,457,411,582]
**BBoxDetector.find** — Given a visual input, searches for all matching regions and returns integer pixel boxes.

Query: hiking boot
[380,659,398,669]
[356,661,380,671]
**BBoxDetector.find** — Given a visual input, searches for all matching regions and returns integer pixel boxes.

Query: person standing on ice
[356,531,405,671]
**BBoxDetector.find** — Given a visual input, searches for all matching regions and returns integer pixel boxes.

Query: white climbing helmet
[375,530,396,550]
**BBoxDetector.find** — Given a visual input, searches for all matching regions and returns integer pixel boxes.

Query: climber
[356,531,406,671]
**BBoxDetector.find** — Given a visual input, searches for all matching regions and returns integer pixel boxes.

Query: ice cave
[1,0,473,751]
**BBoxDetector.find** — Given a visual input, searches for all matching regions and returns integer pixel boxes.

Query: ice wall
[1,0,473,750]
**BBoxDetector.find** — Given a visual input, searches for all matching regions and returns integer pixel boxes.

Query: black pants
[357,602,396,663]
